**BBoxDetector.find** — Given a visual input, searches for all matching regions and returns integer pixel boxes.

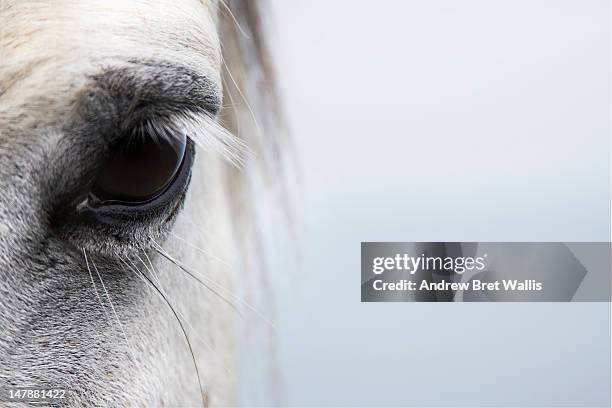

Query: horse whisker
[169,231,232,268]
[82,248,111,323]
[222,57,262,138]
[150,240,243,318]
[90,257,137,364]
[150,238,276,330]
[118,255,207,407]
[136,251,234,376]
[217,0,250,39]
[179,215,228,253]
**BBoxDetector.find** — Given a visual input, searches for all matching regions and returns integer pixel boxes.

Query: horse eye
[91,131,187,205]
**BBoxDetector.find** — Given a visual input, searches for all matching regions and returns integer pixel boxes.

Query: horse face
[0,1,239,406]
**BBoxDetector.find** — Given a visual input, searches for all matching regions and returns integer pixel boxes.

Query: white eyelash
[146,111,249,168]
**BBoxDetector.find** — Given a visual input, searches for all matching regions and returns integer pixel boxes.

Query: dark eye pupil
[91,132,187,204]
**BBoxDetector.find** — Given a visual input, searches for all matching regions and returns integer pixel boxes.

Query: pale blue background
[244,1,611,406]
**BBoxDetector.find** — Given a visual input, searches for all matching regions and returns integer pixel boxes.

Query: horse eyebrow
[85,59,222,128]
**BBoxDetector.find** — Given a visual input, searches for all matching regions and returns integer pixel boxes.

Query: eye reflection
[91,132,187,205]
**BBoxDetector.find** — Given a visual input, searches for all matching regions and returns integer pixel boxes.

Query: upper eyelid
[65,61,245,168]
[54,61,222,187]
[83,60,222,131]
